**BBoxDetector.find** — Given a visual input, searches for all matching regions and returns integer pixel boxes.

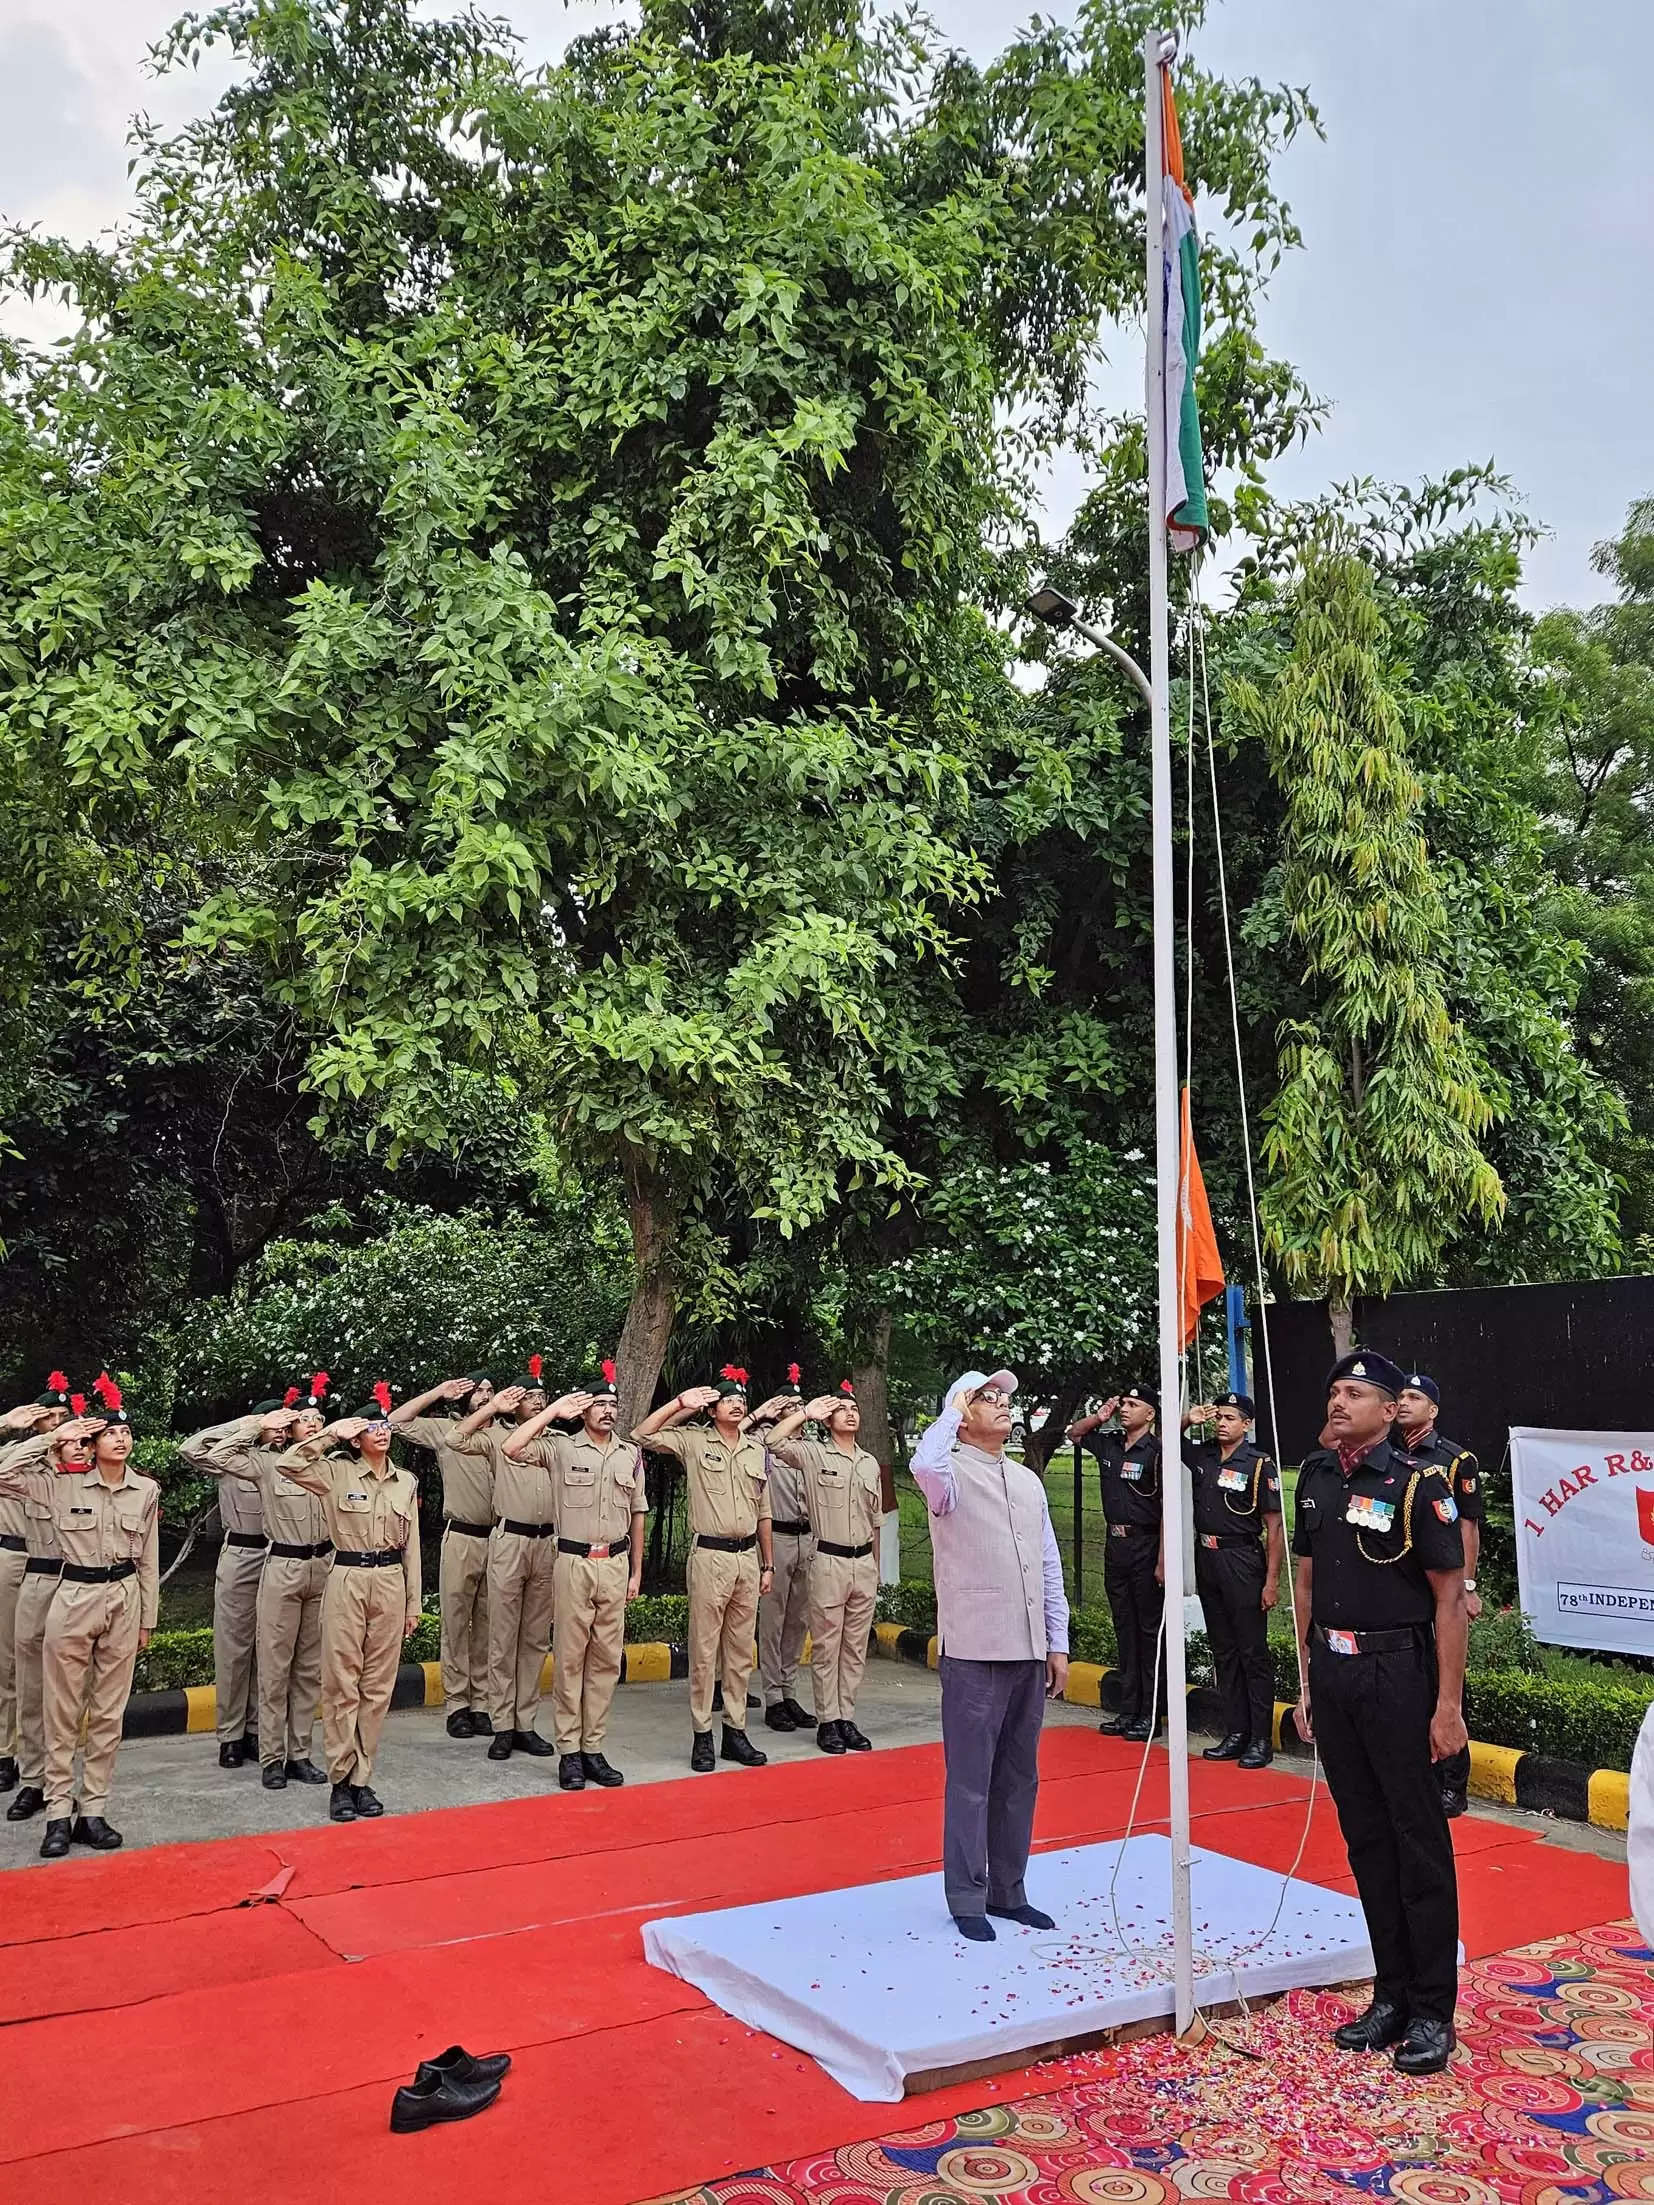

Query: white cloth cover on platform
[643,1833,1375,2102]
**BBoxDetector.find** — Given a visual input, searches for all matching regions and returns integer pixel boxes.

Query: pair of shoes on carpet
[1333,1999,1455,2074]
[764,1697,815,1732]
[815,1720,873,1755]
[487,1728,556,1761]
[390,2044,511,2133]
[263,1756,329,1791]
[39,1812,121,1858]
[444,1708,497,1739]
[951,1903,1058,1943]
[328,1783,386,1823]
[558,1752,625,1791]
[1203,1732,1274,1770]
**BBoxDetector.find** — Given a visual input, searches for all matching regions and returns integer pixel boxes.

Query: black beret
[1119,1384,1158,1411]
[1400,1370,1440,1405]
[1214,1390,1256,1417]
[1325,1351,1406,1400]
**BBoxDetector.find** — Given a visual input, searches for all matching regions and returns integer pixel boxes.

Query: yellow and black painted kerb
[868,1621,1633,1837]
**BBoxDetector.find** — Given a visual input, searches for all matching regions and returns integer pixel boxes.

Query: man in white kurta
[910,1368,1070,1941]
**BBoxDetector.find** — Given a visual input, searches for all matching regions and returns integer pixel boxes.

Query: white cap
[949,1367,1019,1412]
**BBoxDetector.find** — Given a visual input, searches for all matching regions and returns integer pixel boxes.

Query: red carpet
[0,1731,1630,2205]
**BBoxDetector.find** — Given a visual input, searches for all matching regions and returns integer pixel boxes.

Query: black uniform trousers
[1309,1631,1459,2024]
[1194,1541,1274,1744]
[1104,1527,1165,1726]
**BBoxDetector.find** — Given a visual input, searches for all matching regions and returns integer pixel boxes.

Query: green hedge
[133,1627,215,1695]
[1464,1669,1649,1774]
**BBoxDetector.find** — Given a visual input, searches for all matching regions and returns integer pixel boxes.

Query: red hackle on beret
[284,1387,301,1407]
[47,1370,68,1394]
[93,1372,122,1411]
[527,1353,543,1382]
[840,1378,855,1394]
[70,1393,86,1418]
[371,1380,393,1415]
[311,1371,329,1398]
[601,1358,617,1386]
[787,1362,801,1387]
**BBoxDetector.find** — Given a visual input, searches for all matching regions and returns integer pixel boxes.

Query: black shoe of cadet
[1393,2016,1455,2075]
[581,1753,624,1788]
[558,1754,586,1791]
[71,1814,122,1851]
[781,1697,813,1728]
[352,1785,384,1819]
[816,1721,847,1755]
[0,1755,17,1792]
[953,1913,995,1943]
[513,1729,555,1757]
[414,2044,512,2088]
[390,2071,501,2133]
[218,1741,244,1769]
[987,1902,1056,1929]
[262,1762,287,1790]
[1203,1731,1246,1762]
[840,1721,873,1752]
[1333,1997,1407,2052]
[329,1782,357,1822]
[720,1726,767,1767]
[487,1732,513,1761]
[285,1758,328,1785]
[446,1709,475,1739]
[764,1703,797,1731]
[39,1818,71,1859]
[7,1785,46,1822]
[690,1729,716,1772]
[471,1712,493,1735]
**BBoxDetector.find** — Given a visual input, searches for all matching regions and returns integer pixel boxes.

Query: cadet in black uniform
[1185,1391,1282,1770]
[1396,1370,1481,1819]
[1293,1351,1469,2076]
[1067,1386,1163,1742]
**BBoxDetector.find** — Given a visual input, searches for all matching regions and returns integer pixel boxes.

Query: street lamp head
[1026,583,1078,630]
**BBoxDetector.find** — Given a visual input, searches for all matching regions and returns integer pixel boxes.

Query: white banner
[1510,1427,1654,1654]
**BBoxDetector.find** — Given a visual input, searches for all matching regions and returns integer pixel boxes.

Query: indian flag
[1160,71,1208,553]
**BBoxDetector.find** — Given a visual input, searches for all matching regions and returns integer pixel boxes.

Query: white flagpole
[1144,23,1195,2037]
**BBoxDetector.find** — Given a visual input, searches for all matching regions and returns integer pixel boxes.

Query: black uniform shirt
[1401,1427,1482,1525]
[1187,1437,1281,1539]
[1088,1430,1162,1529]
[1292,1437,1465,1631]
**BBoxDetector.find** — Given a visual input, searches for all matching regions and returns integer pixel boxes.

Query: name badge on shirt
[1121,1462,1143,1482]
[1217,1467,1249,1492]
[345,1490,369,1505]
[1345,1493,1395,1532]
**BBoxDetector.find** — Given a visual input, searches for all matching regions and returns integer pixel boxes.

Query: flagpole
[1145,22,1196,2038]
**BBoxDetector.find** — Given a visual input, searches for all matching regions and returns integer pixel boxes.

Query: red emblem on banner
[1637,1486,1654,1546]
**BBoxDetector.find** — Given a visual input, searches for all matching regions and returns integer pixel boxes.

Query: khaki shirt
[275,1446,421,1615]
[397,1415,496,1526]
[764,1441,811,1526]
[771,1437,883,1548]
[0,1433,29,1543]
[203,1419,329,1548]
[0,1433,64,1560]
[49,1463,161,1629]
[455,1423,554,1528]
[643,1425,772,1540]
[179,1417,266,1539]
[529,1432,647,1548]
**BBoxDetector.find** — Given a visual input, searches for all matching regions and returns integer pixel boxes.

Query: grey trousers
[939,1652,1045,1918]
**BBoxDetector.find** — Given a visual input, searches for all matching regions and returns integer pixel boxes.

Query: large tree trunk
[1327,1291,1354,1358]
[850,1308,893,1468]
[615,1145,682,1430]
[1023,1377,1087,1475]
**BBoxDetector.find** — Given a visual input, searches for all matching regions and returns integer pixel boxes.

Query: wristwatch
[1463,1577,1477,1592]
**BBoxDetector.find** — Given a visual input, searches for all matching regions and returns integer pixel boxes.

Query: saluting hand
[678,1385,720,1412]
[1187,1403,1216,1425]
[330,1417,369,1443]
[802,1394,838,1421]
[0,1403,45,1432]
[439,1377,474,1401]
[491,1386,526,1414]
[547,1392,593,1420]
[55,1415,105,1444]
[750,1392,791,1421]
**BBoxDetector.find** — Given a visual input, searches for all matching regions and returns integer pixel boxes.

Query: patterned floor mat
[654,1919,1653,2203]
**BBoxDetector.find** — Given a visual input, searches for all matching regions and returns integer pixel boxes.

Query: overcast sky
[3,0,1649,607]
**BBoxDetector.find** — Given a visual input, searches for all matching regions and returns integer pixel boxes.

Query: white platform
[642,1833,1373,2101]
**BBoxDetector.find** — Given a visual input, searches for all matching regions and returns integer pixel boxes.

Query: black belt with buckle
[268,1539,332,1560]
[1317,1623,1423,1656]
[25,1557,62,1576]
[1198,1531,1259,1550]
[772,1519,812,1537]
[333,1549,403,1568]
[695,1533,756,1554]
[61,1561,137,1585]
[816,1539,873,1559]
[445,1517,492,1539]
[557,1537,622,1558]
[500,1519,555,1539]
[1107,1522,1156,1539]
[225,1531,268,1551]
[0,1535,26,1554]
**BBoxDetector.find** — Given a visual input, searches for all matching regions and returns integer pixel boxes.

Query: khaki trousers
[0,1545,26,1756]
[809,1551,878,1723]
[213,1542,265,1743]
[550,1551,627,1753]
[44,1578,141,1818]
[487,1529,556,1735]
[14,1571,59,1787]
[257,1553,328,1767]
[439,1527,491,1712]
[319,1564,404,1787]
[759,1530,813,1708]
[687,1543,760,1734]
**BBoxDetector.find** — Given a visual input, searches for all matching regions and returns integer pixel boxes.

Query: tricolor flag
[1160,71,1208,553]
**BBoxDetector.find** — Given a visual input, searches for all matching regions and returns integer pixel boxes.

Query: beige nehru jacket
[274,1448,421,1614]
[49,1465,161,1630]
[397,1416,496,1526]
[769,1438,882,1547]
[642,1426,771,1539]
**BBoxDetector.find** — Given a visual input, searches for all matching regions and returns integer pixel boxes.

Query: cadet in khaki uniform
[766,1380,882,1754]
[0,1392,81,1823]
[636,1366,774,1773]
[390,1371,497,1737]
[197,1384,268,1768]
[444,1361,563,1761]
[0,1375,71,1791]
[33,1375,159,1858]
[505,1359,647,1790]
[273,1382,420,1824]
[196,1387,333,1790]
[751,1371,815,1734]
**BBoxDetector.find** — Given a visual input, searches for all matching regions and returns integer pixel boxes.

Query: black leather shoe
[285,1757,328,1785]
[352,1785,384,1818]
[71,1814,122,1851]
[471,1712,493,1735]
[1203,1731,1246,1761]
[1122,1719,1154,1743]
[781,1697,813,1728]
[558,1754,586,1791]
[1333,1997,1408,2052]
[1238,1741,1274,1770]
[1393,2016,1455,2074]
[720,1726,767,1767]
[487,1734,513,1761]
[39,1818,71,1859]
[764,1703,798,1731]
[840,1722,872,1752]
[0,1755,17,1792]
[390,2071,501,2133]
[7,1784,45,1822]
[512,1729,555,1757]
[690,1730,716,1772]
[816,1721,847,1755]
[1097,1713,1129,1736]
[239,1733,260,1761]
[987,1902,1056,1929]
[414,2044,512,2088]
[218,1740,244,1769]
[262,1762,287,1790]
[1441,1785,1468,1819]
[329,1782,357,1822]
[953,1913,995,1942]
[581,1753,624,1788]
[446,1709,476,1739]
